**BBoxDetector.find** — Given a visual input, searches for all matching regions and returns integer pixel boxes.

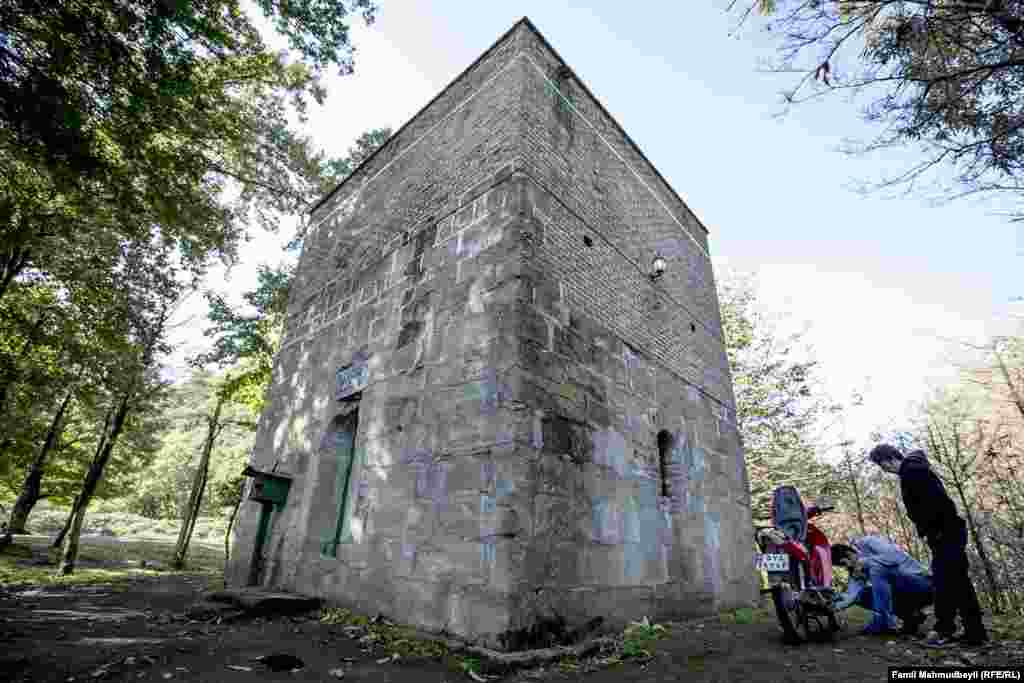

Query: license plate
[756,553,789,572]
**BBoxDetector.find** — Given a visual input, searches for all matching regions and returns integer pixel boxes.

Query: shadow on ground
[1,537,1021,682]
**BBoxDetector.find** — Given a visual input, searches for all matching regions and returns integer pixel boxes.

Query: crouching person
[832,536,933,636]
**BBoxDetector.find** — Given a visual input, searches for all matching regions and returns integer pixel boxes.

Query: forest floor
[1,536,1022,683]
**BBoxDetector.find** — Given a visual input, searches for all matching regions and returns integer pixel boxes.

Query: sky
[173,0,1022,450]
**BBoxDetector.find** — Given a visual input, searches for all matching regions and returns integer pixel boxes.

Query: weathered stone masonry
[227,18,757,649]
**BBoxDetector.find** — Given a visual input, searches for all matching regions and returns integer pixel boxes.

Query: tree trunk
[845,458,867,536]
[6,391,73,535]
[172,396,224,570]
[0,246,30,303]
[994,346,1024,422]
[52,494,80,549]
[223,479,246,587]
[955,484,1003,613]
[59,393,131,575]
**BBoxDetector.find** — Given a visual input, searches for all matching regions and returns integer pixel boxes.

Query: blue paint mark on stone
[496,478,514,499]
[482,541,496,565]
[689,493,704,515]
[735,450,746,487]
[658,510,673,547]
[670,439,688,465]
[482,462,496,489]
[530,414,543,449]
[481,494,496,515]
[624,542,644,580]
[637,479,658,510]
[401,543,416,560]
[481,368,500,415]
[429,465,446,505]
[688,447,706,482]
[591,497,620,545]
[703,511,722,595]
[623,497,641,543]
[592,430,627,478]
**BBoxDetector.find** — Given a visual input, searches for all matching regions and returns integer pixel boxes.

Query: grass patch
[0,536,224,588]
[719,606,771,625]
[319,607,450,660]
[25,507,232,544]
[991,612,1024,640]
[0,560,164,587]
[621,617,669,660]
[556,655,581,673]
[455,655,482,675]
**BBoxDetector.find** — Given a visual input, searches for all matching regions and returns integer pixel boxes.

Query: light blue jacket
[834,535,931,633]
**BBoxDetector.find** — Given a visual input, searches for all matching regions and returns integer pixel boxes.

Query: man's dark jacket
[898,451,964,543]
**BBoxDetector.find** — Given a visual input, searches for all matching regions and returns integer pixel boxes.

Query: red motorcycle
[755,485,847,643]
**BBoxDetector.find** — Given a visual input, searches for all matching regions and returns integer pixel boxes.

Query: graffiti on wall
[703,511,722,595]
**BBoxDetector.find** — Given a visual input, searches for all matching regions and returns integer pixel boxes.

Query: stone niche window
[657,430,674,498]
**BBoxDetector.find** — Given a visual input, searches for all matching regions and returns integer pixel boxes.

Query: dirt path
[1,540,1021,682]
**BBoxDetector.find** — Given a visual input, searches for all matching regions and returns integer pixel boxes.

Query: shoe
[961,631,989,648]
[900,616,925,637]
[923,631,959,648]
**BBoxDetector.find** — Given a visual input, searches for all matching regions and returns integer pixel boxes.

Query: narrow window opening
[657,430,673,498]
[583,235,593,247]
[689,323,696,333]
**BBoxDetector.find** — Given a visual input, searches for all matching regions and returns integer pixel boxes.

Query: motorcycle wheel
[771,584,808,644]
[828,608,848,635]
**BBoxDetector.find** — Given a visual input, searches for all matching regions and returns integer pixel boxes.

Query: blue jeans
[863,564,933,633]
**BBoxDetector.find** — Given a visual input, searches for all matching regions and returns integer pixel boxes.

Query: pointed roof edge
[309,17,710,237]
[518,18,710,236]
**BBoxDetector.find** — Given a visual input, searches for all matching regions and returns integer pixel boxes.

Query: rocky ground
[1,537,1021,683]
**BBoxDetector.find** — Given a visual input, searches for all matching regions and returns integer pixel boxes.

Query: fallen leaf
[468,671,490,683]
[329,669,345,679]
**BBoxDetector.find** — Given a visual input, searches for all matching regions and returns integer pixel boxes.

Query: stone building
[227,17,757,649]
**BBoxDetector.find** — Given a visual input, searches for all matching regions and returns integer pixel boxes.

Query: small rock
[161,674,172,680]
[328,669,345,679]
[124,657,136,665]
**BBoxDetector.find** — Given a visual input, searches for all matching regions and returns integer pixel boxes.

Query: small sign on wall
[336,356,369,401]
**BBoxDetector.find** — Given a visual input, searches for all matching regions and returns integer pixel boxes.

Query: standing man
[868,444,988,647]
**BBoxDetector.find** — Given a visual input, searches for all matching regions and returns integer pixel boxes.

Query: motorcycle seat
[772,485,807,543]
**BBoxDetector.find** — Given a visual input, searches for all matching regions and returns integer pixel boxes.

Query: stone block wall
[227,18,756,650]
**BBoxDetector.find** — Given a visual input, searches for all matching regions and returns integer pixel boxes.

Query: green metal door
[247,501,273,586]
[321,410,359,557]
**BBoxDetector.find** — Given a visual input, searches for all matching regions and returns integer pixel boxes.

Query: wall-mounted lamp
[649,254,667,281]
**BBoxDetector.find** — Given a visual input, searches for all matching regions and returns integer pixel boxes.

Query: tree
[718,272,845,517]
[54,233,183,574]
[918,388,1006,611]
[730,0,1024,220]
[195,126,393,413]
[1,0,381,306]
[0,279,130,531]
[171,372,256,570]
